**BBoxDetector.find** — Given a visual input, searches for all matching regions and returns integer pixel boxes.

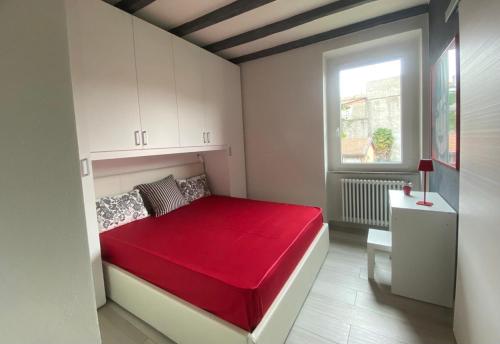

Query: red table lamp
[417,159,434,206]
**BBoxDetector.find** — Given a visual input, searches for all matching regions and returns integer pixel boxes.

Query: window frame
[325,34,422,172]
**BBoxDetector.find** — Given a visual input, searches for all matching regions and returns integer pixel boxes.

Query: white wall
[0,1,101,343]
[453,0,500,343]
[241,15,429,211]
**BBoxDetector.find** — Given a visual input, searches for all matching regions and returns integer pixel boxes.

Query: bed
[100,195,329,344]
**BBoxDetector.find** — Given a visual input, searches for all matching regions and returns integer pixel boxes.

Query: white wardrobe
[65,0,246,307]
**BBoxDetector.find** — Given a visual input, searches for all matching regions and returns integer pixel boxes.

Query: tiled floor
[98,230,456,344]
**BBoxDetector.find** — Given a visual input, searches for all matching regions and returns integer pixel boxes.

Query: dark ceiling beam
[230,4,429,64]
[115,0,156,14]
[170,0,277,37]
[205,0,376,53]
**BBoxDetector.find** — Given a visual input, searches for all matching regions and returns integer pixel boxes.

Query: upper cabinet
[68,0,244,156]
[133,18,180,149]
[172,37,206,147]
[172,42,232,147]
[202,51,229,146]
[71,0,142,152]
[223,63,247,198]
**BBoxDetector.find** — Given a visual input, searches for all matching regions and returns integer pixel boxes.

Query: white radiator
[341,178,405,227]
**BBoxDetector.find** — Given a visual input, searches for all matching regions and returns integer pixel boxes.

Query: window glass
[339,60,402,164]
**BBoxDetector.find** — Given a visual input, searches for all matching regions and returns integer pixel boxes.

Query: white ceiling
[184,0,335,46]
[218,0,428,59]
[135,0,234,30]
[124,0,428,62]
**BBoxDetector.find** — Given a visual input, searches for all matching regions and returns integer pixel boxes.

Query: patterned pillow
[176,174,211,203]
[135,175,188,217]
[95,189,149,232]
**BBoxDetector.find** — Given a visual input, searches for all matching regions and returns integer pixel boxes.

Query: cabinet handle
[134,131,141,146]
[207,132,210,144]
[142,131,148,146]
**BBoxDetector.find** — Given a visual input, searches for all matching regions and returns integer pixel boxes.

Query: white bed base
[102,223,329,344]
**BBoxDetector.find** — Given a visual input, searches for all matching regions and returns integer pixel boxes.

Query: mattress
[99,195,323,331]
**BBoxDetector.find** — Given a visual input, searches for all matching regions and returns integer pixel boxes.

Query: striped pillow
[135,175,188,217]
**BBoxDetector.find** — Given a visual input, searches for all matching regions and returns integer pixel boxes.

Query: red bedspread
[100,196,323,331]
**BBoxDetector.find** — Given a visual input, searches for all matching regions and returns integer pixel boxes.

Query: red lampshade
[418,159,434,172]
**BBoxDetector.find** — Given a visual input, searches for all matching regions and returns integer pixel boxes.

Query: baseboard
[330,220,387,231]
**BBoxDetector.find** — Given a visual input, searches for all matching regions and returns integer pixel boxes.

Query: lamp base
[416,200,433,206]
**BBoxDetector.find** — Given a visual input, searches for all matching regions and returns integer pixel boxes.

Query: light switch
[80,158,90,177]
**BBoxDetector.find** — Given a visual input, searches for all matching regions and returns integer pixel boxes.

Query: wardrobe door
[202,51,228,146]
[225,63,247,197]
[173,37,206,147]
[74,0,141,152]
[133,18,180,149]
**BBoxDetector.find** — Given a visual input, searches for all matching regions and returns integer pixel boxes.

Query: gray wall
[0,1,101,343]
[428,0,460,211]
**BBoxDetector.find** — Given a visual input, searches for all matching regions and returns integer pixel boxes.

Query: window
[339,60,402,164]
[326,32,422,172]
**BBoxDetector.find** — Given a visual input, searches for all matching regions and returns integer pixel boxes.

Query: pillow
[135,175,188,217]
[95,189,149,232]
[176,173,211,203]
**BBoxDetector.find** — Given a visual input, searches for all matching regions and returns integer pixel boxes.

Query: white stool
[367,228,392,280]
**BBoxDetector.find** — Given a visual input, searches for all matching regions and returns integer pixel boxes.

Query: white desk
[389,190,457,307]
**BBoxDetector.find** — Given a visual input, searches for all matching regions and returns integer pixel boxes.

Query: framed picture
[431,35,460,169]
